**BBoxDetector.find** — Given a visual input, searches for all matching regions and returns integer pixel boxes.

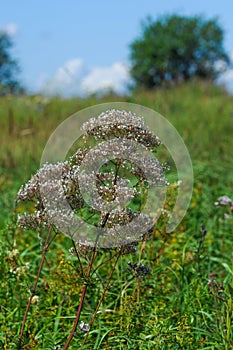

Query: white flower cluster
[214,195,233,220]
[17,162,81,233]
[17,109,169,250]
[81,109,144,132]
[214,195,232,207]
[81,109,161,149]
[79,321,90,333]
[10,262,30,277]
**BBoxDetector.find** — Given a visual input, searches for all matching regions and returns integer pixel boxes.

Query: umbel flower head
[17,109,168,249]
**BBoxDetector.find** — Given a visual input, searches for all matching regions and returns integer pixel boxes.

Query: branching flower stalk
[16,109,168,349]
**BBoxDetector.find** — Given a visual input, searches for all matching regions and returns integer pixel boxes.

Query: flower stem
[63,284,88,350]
[63,246,97,350]
[63,158,120,350]
[63,210,110,350]
[82,252,121,346]
[18,224,53,349]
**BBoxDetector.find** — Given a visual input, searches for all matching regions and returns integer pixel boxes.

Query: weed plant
[0,80,232,349]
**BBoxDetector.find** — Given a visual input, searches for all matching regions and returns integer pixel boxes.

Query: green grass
[0,80,233,349]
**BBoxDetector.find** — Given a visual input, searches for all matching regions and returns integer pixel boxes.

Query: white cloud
[40,54,233,97]
[219,70,233,92]
[39,59,131,97]
[41,59,87,96]
[0,23,18,36]
[218,52,233,93]
[81,62,130,95]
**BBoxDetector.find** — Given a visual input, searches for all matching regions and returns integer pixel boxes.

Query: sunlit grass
[0,80,232,349]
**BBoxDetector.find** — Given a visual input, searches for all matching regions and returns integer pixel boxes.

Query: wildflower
[119,241,138,255]
[200,224,207,236]
[127,261,151,277]
[7,249,19,258]
[31,295,39,304]
[224,213,231,220]
[17,109,168,250]
[71,243,93,256]
[10,262,30,277]
[81,109,161,150]
[69,247,75,255]
[214,195,232,207]
[214,195,233,220]
[79,321,90,333]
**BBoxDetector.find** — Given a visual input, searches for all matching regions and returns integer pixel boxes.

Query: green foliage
[130,15,230,89]
[0,31,23,95]
[0,81,233,349]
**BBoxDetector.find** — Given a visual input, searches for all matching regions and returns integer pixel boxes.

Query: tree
[130,15,230,89]
[0,31,23,95]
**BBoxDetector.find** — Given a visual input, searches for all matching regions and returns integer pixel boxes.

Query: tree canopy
[130,15,230,89]
[0,31,23,95]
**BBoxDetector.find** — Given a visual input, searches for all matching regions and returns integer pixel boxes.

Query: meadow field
[0,80,232,349]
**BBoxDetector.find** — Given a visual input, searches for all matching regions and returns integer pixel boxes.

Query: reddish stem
[18,224,53,349]
[63,284,88,350]
[63,162,119,349]
[82,253,121,345]
[63,246,97,350]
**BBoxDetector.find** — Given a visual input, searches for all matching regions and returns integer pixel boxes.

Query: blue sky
[1,0,233,95]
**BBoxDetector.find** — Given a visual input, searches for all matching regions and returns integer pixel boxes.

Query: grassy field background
[0,80,232,349]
